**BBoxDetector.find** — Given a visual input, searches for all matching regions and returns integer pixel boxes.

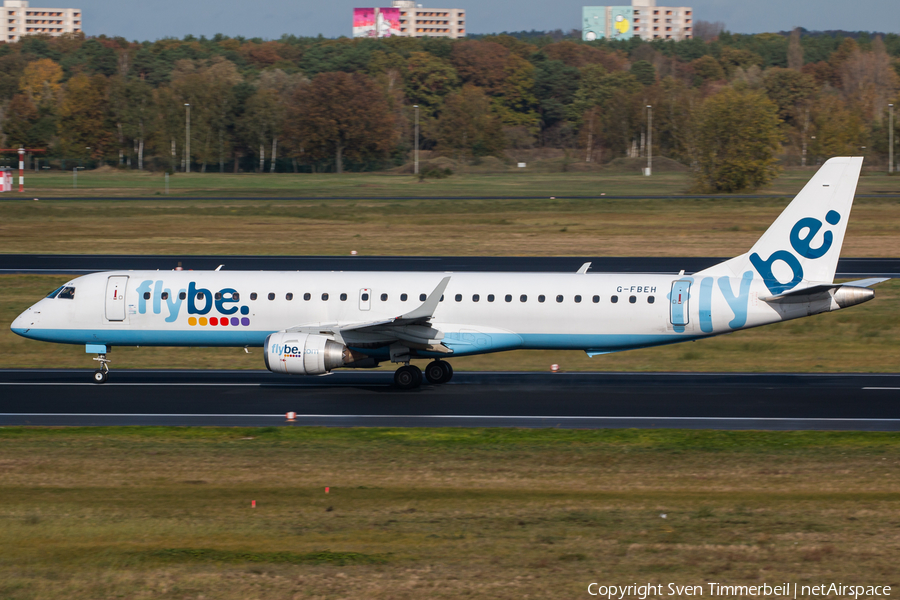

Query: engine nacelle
[264,332,348,375]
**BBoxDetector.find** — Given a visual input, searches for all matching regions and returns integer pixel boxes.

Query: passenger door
[670,280,691,327]
[105,276,129,321]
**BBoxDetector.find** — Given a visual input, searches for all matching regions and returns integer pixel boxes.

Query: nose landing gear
[92,353,110,384]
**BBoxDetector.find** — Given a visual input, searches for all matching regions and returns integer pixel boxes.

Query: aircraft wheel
[394,365,422,390]
[425,360,452,384]
[93,370,108,384]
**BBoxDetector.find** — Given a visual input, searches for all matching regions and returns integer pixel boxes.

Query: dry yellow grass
[2,196,900,256]
[1,428,898,599]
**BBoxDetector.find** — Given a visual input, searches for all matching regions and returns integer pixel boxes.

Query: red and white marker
[18,147,24,193]
[550,364,560,372]
[325,487,330,494]
[286,411,296,422]
[251,500,256,508]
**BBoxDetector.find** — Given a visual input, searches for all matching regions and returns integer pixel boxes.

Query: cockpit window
[45,286,65,299]
[57,286,76,300]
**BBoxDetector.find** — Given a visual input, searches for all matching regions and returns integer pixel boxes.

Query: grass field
[1,427,898,599]
[6,166,900,198]
[3,275,898,371]
[2,195,900,257]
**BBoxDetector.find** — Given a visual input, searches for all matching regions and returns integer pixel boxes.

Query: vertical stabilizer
[695,157,863,294]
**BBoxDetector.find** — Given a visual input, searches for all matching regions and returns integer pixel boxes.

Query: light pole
[646,105,653,176]
[889,103,894,174]
[184,103,191,173]
[413,104,419,176]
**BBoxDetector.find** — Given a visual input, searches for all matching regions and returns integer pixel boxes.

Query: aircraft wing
[283,276,453,353]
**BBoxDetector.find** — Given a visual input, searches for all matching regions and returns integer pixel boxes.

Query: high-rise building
[583,0,692,42]
[3,0,81,43]
[353,0,465,39]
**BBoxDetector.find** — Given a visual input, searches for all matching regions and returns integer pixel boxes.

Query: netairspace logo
[135,280,251,327]
[585,582,891,599]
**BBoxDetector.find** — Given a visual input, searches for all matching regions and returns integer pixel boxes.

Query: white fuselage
[11,269,825,361]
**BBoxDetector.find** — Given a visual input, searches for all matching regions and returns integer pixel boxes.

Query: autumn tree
[19,58,63,106]
[283,72,396,173]
[787,28,804,70]
[691,87,782,192]
[403,51,459,115]
[435,85,505,160]
[58,74,116,160]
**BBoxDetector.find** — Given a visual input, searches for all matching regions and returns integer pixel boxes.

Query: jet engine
[264,332,350,375]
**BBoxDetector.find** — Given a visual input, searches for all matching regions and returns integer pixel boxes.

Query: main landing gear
[393,360,453,390]
[92,353,110,384]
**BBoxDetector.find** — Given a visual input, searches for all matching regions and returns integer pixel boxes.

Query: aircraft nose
[10,307,35,335]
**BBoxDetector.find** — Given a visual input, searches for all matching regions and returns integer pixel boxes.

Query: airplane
[10,157,888,389]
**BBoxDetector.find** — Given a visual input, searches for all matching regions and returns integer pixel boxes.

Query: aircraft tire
[93,370,108,384]
[425,360,453,384]
[394,365,422,389]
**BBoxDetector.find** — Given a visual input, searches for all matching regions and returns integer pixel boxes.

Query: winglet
[577,262,592,274]
[397,276,451,322]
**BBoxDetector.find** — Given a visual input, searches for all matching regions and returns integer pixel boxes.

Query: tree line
[1,28,899,190]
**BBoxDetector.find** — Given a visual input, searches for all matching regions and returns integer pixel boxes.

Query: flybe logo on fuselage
[134,280,251,326]
[749,210,841,295]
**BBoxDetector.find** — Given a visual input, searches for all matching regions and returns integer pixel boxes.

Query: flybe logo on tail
[750,210,841,295]
[134,280,252,326]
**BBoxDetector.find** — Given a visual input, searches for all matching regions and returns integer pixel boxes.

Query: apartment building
[353,0,465,39]
[583,0,692,42]
[3,0,81,42]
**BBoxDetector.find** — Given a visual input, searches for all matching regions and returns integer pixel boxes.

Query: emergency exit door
[359,288,372,311]
[670,280,691,327]
[105,276,129,321]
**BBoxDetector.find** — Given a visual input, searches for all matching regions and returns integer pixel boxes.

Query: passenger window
[196,292,204,300]
[57,286,75,300]
[592,295,600,303]
[381,293,388,301]
[215,292,222,300]
[420,293,427,301]
[538,295,545,303]
[161,292,169,300]
[250,293,258,301]
[340,293,348,301]
[520,295,527,302]
[629,296,637,304]
[611,295,619,303]
[143,292,151,300]
[268,293,275,301]
[556,295,564,303]
[362,293,369,301]
[286,293,293,301]
[575,295,582,303]
[472,294,479,302]
[45,286,65,298]
[232,293,240,301]
[648,296,655,304]
[505,294,512,303]
[322,293,329,301]
[488,294,495,302]
[304,293,311,301]
[455,294,462,302]
[401,293,408,301]
[179,291,186,300]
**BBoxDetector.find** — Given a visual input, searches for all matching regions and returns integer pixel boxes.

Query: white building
[3,0,81,43]
[389,0,465,39]
[583,0,692,42]
[631,0,691,41]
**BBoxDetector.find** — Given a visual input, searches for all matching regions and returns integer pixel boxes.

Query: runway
[1,370,898,430]
[1,254,898,277]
